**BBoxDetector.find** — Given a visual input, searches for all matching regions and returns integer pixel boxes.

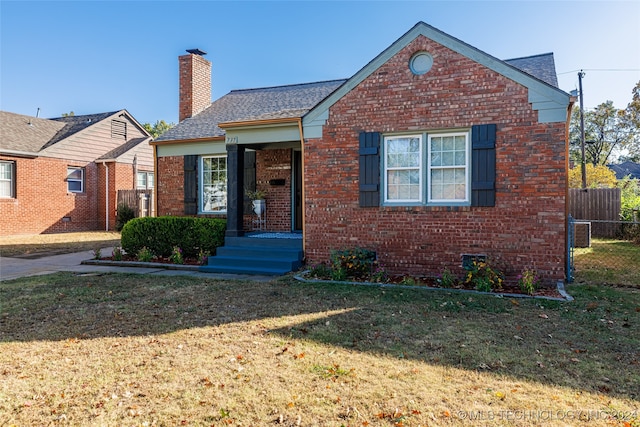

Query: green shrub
[329,247,377,280]
[115,203,136,231]
[121,217,226,258]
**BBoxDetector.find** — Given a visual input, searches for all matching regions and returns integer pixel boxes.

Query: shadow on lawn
[0,272,638,402]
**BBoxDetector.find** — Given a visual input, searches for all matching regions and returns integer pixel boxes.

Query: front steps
[200,234,304,276]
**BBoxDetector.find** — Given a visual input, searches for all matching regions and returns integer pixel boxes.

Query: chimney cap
[186,48,207,56]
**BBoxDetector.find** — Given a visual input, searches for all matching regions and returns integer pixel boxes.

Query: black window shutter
[359,132,381,207]
[184,155,198,215]
[471,124,497,207]
[243,151,256,215]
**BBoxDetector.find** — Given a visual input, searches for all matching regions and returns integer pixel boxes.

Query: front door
[293,150,303,231]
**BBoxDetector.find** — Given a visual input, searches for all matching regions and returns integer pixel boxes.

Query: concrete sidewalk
[0,247,273,282]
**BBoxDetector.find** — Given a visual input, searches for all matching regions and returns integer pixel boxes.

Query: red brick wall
[157,156,186,216]
[0,156,100,235]
[179,53,211,122]
[256,149,292,232]
[304,35,567,285]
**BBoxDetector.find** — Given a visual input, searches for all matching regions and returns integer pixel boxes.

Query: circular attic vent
[409,52,433,75]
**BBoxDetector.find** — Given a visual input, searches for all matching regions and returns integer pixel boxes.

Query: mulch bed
[99,255,202,266]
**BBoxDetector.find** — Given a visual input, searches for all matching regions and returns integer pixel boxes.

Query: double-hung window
[383,130,470,206]
[137,172,154,189]
[0,161,15,198]
[384,135,422,203]
[67,167,84,193]
[200,155,227,213]
[428,133,469,203]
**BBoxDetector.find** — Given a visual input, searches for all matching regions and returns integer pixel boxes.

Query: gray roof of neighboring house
[43,111,120,148]
[156,52,560,143]
[155,79,346,142]
[97,137,151,161]
[608,161,640,180]
[0,111,66,154]
[504,53,559,88]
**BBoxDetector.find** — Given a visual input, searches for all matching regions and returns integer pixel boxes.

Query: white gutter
[99,161,109,231]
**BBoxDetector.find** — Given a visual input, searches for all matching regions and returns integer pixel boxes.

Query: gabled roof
[0,111,66,155]
[305,21,570,131]
[154,79,346,142]
[156,21,569,144]
[608,161,640,180]
[1,109,151,158]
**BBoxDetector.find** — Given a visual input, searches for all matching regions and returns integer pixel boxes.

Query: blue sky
[1,1,639,125]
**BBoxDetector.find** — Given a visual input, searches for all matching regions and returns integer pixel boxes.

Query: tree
[569,80,640,166]
[620,80,640,161]
[61,111,75,117]
[143,120,174,138]
[568,164,618,188]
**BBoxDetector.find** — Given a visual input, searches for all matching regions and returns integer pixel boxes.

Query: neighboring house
[153,22,572,284]
[609,161,640,180]
[0,110,153,235]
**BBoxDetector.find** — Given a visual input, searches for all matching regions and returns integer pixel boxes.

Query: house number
[226,136,238,144]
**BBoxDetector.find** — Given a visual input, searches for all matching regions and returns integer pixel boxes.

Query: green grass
[1,272,638,426]
[574,238,640,286]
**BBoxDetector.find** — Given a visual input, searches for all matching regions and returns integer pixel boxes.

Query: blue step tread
[216,246,303,260]
[206,256,301,270]
[199,264,293,276]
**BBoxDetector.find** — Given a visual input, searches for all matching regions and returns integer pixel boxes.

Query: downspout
[99,161,110,231]
[153,144,158,217]
[565,97,576,282]
[297,118,306,253]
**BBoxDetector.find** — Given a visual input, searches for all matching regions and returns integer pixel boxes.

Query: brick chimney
[179,49,211,122]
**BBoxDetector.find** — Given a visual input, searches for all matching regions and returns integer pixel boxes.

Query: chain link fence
[568,216,640,287]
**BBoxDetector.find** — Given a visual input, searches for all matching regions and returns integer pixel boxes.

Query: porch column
[226,143,245,237]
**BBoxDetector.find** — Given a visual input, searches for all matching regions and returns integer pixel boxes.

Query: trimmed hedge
[120,217,226,258]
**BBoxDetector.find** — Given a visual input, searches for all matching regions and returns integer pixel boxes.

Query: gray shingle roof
[505,53,559,88]
[97,137,151,161]
[157,52,560,143]
[44,111,120,148]
[155,79,346,142]
[0,111,66,154]
[608,161,640,180]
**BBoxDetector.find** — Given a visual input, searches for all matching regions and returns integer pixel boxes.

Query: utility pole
[578,70,587,189]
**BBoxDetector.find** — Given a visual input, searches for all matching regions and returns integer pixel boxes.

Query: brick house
[0,110,153,235]
[153,22,573,284]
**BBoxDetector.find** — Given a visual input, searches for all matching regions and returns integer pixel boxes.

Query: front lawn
[0,273,638,426]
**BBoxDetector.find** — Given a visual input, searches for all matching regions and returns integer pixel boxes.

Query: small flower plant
[112,246,124,261]
[198,249,211,266]
[517,268,540,295]
[464,259,504,292]
[169,246,184,264]
[137,246,154,262]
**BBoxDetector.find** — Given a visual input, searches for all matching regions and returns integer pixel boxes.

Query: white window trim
[67,167,84,193]
[427,131,471,204]
[0,160,15,198]
[383,134,423,204]
[136,171,154,190]
[382,130,471,207]
[199,155,227,214]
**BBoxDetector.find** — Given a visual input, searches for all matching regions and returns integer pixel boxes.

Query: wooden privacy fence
[569,188,621,237]
[117,189,155,218]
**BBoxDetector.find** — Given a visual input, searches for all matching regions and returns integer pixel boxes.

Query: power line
[558,68,640,75]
